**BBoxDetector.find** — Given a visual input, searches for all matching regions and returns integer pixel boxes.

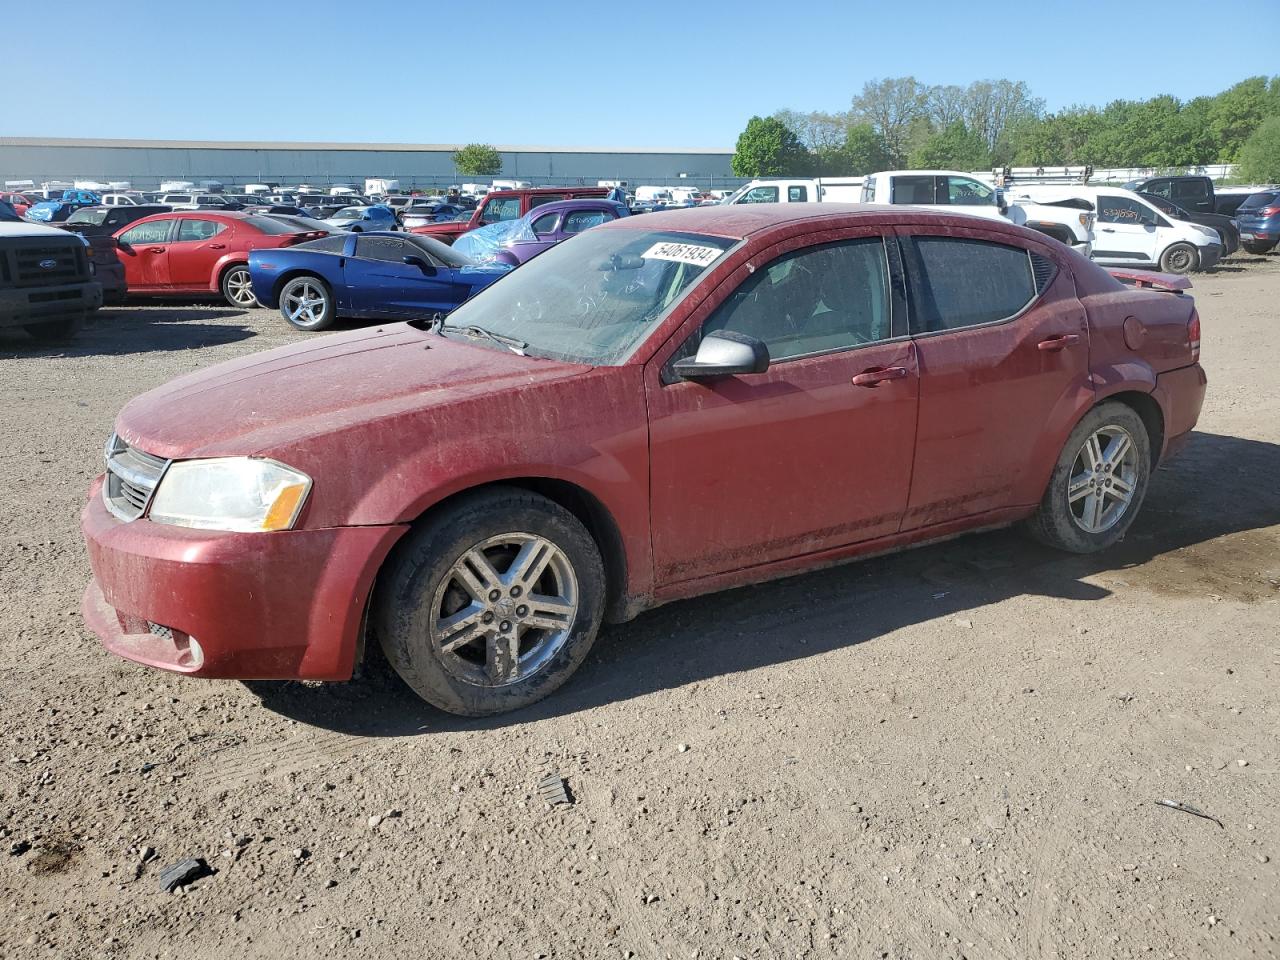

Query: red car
[0,192,32,217]
[81,205,1206,716]
[410,186,608,244]
[113,211,325,306]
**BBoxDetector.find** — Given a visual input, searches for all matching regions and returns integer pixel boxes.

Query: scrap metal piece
[158,858,210,892]
[1154,799,1224,828]
[537,773,572,806]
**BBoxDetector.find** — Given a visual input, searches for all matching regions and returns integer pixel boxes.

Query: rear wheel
[279,275,335,331]
[220,264,258,307]
[1158,243,1198,274]
[374,487,606,716]
[1026,402,1151,554]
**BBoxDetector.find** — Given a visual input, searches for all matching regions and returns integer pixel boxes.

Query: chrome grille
[103,434,169,522]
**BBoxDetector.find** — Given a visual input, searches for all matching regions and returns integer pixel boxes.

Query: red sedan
[1,191,32,216]
[113,211,324,307]
[81,205,1206,715]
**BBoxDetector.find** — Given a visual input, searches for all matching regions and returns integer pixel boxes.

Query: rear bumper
[1153,363,1207,462]
[81,477,407,680]
[0,280,102,328]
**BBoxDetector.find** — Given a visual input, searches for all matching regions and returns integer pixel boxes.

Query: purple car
[452,199,630,265]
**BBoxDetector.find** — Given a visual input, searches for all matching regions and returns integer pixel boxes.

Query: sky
[5,0,1275,149]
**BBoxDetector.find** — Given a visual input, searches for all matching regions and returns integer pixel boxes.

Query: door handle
[1038,334,1081,352]
[1100,227,1116,232]
[851,366,909,387]
[146,247,165,253]
[208,243,225,249]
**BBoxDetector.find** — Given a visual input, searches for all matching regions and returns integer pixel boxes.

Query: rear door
[166,218,229,290]
[898,226,1092,527]
[1170,178,1213,215]
[115,217,176,290]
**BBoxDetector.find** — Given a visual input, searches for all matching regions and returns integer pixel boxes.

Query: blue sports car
[248,231,512,331]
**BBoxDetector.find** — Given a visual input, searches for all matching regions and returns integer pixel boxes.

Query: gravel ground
[1,255,1277,960]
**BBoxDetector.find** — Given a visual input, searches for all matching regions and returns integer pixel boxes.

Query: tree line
[733,76,1280,182]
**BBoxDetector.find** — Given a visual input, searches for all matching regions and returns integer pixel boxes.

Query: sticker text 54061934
[642,242,723,267]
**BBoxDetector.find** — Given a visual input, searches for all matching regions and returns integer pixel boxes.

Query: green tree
[731,116,809,177]
[453,143,502,176]
[1207,77,1280,161]
[908,121,989,170]
[827,123,892,175]
[849,76,930,166]
[1236,117,1280,182]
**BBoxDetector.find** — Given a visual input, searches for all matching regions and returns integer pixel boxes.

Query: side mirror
[996,189,1008,215]
[116,240,133,253]
[672,331,770,380]
[403,255,436,275]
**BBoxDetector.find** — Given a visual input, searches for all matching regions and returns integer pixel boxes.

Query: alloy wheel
[226,268,258,307]
[429,532,579,687]
[284,282,328,327]
[1067,425,1138,534]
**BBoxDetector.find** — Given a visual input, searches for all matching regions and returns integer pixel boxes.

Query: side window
[119,219,173,245]
[788,185,808,202]
[176,219,225,242]
[530,212,559,235]
[563,209,612,233]
[298,235,348,254]
[941,176,994,206]
[529,193,567,208]
[740,186,779,204]
[698,238,892,362]
[904,236,1037,333]
[890,176,936,205]
[1097,196,1157,226]
[1144,180,1172,200]
[1171,179,1209,208]
[481,197,521,223]
[860,177,876,203]
[355,236,407,262]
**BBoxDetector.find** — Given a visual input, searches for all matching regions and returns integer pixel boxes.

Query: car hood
[115,324,588,460]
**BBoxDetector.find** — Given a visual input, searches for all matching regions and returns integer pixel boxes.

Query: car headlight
[148,458,312,532]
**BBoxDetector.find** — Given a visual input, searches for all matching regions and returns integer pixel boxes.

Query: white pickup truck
[726,177,864,204]
[860,170,1094,254]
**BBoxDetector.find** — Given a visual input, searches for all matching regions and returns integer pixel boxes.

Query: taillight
[1188,309,1200,363]
[1260,205,1280,217]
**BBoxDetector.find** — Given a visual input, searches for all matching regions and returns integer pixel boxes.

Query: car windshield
[66,208,110,225]
[331,208,361,220]
[441,228,735,365]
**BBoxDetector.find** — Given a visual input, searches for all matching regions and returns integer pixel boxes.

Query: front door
[897,226,1092,527]
[1093,194,1160,263]
[347,235,459,316]
[646,231,919,584]
[115,218,175,291]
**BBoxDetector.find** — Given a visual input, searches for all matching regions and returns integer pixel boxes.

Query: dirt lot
[1,255,1277,960]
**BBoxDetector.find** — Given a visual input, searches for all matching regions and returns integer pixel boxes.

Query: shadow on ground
[248,430,1280,736]
[0,307,255,357]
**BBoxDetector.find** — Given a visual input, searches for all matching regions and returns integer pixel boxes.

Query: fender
[209,251,247,291]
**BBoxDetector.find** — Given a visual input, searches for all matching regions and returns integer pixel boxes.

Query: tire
[220,264,258,308]
[1158,243,1198,274]
[278,275,336,331]
[1242,240,1277,255]
[23,313,84,343]
[1026,402,1151,554]
[373,487,606,716]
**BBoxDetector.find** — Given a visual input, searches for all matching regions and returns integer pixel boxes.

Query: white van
[635,186,674,204]
[727,177,864,204]
[1008,185,1221,273]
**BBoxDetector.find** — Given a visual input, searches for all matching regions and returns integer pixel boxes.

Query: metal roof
[1,137,733,155]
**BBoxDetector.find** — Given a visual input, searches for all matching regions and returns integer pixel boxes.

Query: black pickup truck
[0,201,102,342]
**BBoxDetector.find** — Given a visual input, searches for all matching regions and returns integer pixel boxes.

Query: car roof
[600,202,1026,241]
[527,198,626,215]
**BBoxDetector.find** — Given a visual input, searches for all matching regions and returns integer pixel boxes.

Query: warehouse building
[0,137,740,191]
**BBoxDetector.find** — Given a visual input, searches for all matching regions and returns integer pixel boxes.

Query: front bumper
[81,477,406,680]
[1198,243,1223,270]
[0,280,102,328]
[1153,363,1207,463]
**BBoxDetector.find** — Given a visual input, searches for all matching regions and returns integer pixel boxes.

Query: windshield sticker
[642,242,723,267]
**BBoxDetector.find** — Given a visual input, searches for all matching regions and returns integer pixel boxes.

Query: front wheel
[1158,242,1199,274]
[278,275,335,331]
[373,487,606,716]
[1026,402,1151,554]
[221,264,258,307]
[24,314,84,343]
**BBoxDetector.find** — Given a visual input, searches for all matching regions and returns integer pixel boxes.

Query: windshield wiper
[441,322,527,355]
